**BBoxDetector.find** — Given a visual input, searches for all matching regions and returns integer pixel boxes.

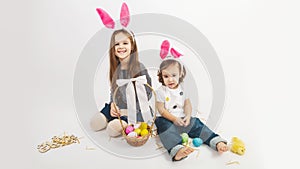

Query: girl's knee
[90,113,108,131]
[190,117,203,128]
[155,117,174,133]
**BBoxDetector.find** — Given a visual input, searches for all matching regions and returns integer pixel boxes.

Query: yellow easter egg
[139,122,148,130]
[134,128,141,135]
[140,129,149,137]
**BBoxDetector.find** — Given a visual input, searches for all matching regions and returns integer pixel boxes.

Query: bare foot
[216,142,228,154]
[174,146,194,161]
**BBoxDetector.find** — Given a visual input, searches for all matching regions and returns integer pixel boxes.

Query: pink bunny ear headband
[160,40,183,59]
[96,3,134,39]
[159,40,184,74]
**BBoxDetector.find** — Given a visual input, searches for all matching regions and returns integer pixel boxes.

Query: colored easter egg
[181,133,189,143]
[192,138,203,147]
[139,122,148,130]
[125,125,134,135]
[140,129,149,136]
[134,128,141,135]
[127,132,137,137]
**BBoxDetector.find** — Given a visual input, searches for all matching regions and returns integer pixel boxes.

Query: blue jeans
[100,103,144,123]
[155,117,219,153]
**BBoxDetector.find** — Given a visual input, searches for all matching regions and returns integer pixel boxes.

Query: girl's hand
[173,117,185,126]
[183,115,191,127]
[110,102,120,117]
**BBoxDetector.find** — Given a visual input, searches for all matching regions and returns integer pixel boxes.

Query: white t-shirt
[156,84,188,117]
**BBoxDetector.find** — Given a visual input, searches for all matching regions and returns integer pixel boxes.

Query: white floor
[29,113,262,169]
[1,1,300,169]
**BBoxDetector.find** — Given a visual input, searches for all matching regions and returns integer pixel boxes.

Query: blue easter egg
[192,138,203,147]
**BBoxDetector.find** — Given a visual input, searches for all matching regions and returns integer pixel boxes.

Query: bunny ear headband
[96,2,130,29]
[96,3,134,38]
[160,40,185,74]
[160,40,183,59]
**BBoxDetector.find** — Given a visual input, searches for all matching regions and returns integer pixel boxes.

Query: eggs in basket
[125,122,150,137]
[123,122,152,146]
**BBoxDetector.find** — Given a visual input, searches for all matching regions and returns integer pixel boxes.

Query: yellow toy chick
[230,137,246,155]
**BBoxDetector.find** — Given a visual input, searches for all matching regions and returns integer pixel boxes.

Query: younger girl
[90,28,152,137]
[155,58,228,161]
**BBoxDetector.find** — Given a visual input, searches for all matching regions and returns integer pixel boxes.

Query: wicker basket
[113,83,157,147]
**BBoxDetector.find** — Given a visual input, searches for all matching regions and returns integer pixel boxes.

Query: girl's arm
[157,102,185,126]
[110,102,121,117]
[184,98,192,117]
[109,87,121,117]
[183,98,192,126]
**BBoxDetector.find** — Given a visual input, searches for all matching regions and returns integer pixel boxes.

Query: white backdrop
[1,0,299,169]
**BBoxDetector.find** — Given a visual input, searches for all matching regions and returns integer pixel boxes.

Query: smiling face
[114,32,132,63]
[161,63,181,89]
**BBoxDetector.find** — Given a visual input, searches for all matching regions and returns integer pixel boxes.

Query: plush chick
[230,137,245,155]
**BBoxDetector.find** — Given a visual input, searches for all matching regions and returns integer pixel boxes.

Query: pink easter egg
[125,125,134,135]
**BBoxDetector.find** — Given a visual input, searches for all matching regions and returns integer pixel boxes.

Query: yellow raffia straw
[37,133,81,153]
[86,146,96,150]
[196,150,200,158]
[226,160,240,165]
[155,143,163,150]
